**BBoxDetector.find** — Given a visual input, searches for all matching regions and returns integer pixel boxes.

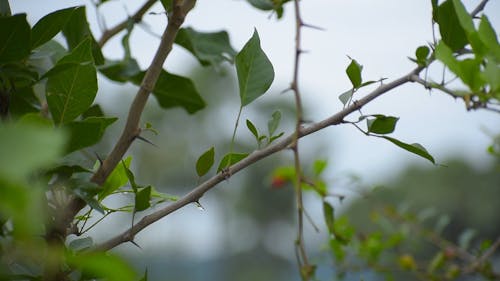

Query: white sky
[11,0,500,261]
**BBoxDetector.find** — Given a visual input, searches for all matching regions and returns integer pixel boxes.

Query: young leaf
[478,15,500,60]
[246,119,259,140]
[366,115,399,135]
[313,159,328,176]
[323,201,335,234]
[135,186,151,212]
[31,6,77,48]
[0,14,31,63]
[346,58,362,88]
[236,29,274,106]
[338,89,354,106]
[415,46,430,66]
[65,117,117,153]
[196,146,215,177]
[69,236,93,251]
[175,27,237,66]
[381,136,435,164]
[267,110,281,136]
[99,156,132,200]
[217,153,249,172]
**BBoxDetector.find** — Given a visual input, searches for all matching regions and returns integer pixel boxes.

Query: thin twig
[98,0,157,47]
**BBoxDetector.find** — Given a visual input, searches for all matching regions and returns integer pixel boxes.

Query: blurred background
[10,0,500,280]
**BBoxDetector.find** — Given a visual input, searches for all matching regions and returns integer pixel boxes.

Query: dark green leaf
[338,89,354,106]
[46,38,98,124]
[346,58,362,88]
[82,104,104,118]
[323,201,335,234]
[31,7,77,48]
[46,165,92,179]
[0,62,39,90]
[9,88,39,117]
[135,186,151,212]
[61,6,104,65]
[159,0,173,12]
[367,115,399,134]
[65,117,117,153]
[122,160,139,192]
[99,156,132,200]
[196,146,215,177]
[236,29,274,106]
[267,110,281,136]
[435,0,467,51]
[246,119,259,140]
[217,153,249,172]
[247,0,274,10]
[0,14,31,63]
[67,252,136,281]
[382,136,435,164]
[69,236,93,251]
[0,0,11,16]
[99,59,141,83]
[175,27,237,66]
[132,70,205,114]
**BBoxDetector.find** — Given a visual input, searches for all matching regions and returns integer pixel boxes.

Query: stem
[227,106,243,168]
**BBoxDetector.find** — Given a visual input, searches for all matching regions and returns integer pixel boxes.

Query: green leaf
[67,252,136,281]
[69,236,93,251]
[99,59,141,83]
[339,89,354,106]
[483,58,500,92]
[132,70,205,114]
[82,104,104,118]
[381,136,435,164]
[451,0,486,56]
[196,146,215,177]
[65,117,117,153]
[217,153,249,172]
[236,29,274,106]
[247,0,274,10]
[346,58,362,88]
[435,41,461,76]
[267,110,281,136]
[99,156,132,200]
[46,38,98,124]
[0,14,31,63]
[175,27,237,66]
[313,159,328,176]
[135,186,151,212]
[366,115,399,134]
[0,0,11,16]
[323,201,335,235]
[0,123,66,181]
[435,0,467,51]
[478,16,500,60]
[31,7,77,49]
[246,119,259,140]
[61,6,104,65]
[415,45,430,65]
[159,0,173,12]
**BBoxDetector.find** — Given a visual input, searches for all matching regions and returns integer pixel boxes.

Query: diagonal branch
[94,66,424,251]
[46,0,197,243]
[98,0,157,47]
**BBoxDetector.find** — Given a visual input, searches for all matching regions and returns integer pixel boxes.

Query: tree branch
[95,66,424,251]
[46,0,197,243]
[98,0,157,47]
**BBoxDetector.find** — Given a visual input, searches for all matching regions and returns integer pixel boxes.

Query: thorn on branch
[302,23,326,31]
[95,152,104,166]
[130,240,142,249]
[135,135,158,147]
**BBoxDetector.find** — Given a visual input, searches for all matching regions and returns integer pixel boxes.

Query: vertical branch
[290,0,312,278]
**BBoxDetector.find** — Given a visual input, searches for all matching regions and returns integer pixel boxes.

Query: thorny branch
[46,0,197,243]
